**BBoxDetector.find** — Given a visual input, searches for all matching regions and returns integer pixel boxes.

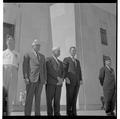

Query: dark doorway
[3,23,15,50]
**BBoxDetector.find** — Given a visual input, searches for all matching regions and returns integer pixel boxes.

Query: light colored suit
[22,50,47,115]
[23,50,47,83]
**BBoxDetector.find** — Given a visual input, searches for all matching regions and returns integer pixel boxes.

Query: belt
[3,64,18,69]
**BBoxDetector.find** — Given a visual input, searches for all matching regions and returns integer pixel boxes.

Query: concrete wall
[74,3,116,110]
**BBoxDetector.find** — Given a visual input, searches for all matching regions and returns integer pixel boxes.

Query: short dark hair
[69,46,76,51]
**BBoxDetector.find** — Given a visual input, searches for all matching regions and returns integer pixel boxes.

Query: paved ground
[11,110,108,116]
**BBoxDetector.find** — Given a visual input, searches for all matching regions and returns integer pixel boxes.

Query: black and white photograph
[2,1,117,118]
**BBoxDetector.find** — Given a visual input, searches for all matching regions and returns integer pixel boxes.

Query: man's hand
[24,78,30,85]
[44,80,47,84]
[57,77,63,85]
[65,77,70,84]
[80,80,83,85]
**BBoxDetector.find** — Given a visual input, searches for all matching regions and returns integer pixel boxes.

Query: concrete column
[74,3,86,110]
[50,3,79,109]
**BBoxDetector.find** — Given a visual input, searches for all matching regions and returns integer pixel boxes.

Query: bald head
[32,39,40,52]
[52,46,60,58]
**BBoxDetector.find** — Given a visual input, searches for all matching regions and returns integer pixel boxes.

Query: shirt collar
[6,48,15,53]
[52,55,59,63]
[106,65,111,70]
[53,55,57,60]
[32,49,38,56]
[70,55,76,61]
[7,48,13,51]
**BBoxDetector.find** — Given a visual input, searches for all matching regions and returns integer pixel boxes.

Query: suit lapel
[69,57,77,68]
[57,59,61,69]
[75,59,78,67]
[31,50,41,64]
[106,66,113,74]
[52,57,60,71]
[37,53,41,62]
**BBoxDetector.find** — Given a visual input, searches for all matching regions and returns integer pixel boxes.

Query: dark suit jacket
[22,50,47,84]
[63,57,82,86]
[99,66,115,90]
[46,56,64,85]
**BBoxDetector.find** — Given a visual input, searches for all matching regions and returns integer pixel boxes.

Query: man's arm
[63,58,69,78]
[78,61,82,81]
[61,62,65,79]
[57,62,64,85]
[22,53,30,80]
[43,56,47,83]
[76,60,83,85]
[63,58,71,84]
[99,67,105,86]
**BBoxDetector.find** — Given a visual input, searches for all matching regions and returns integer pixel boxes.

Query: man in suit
[46,47,64,116]
[22,39,47,116]
[63,46,83,116]
[99,57,116,116]
[3,35,20,115]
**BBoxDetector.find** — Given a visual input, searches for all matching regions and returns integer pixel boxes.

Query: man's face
[7,38,15,50]
[70,48,76,57]
[105,60,111,67]
[33,44,40,52]
[54,49,60,57]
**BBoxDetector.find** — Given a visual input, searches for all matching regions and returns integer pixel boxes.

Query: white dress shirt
[70,56,77,67]
[32,50,41,60]
[3,49,20,68]
[106,65,112,71]
[52,55,59,65]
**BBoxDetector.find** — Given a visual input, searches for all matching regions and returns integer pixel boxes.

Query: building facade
[3,3,116,111]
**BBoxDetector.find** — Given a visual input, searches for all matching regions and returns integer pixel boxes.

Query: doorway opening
[3,23,15,50]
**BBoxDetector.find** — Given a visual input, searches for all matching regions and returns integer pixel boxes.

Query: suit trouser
[3,65,18,115]
[3,87,8,116]
[46,84,62,116]
[103,89,116,114]
[66,83,80,115]
[24,81,43,116]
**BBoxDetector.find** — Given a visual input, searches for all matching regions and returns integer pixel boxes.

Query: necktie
[36,52,40,62]
[109,67,112,73]
[56,58,60,67]
[72,58,76,67]
[107,66,112,73]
